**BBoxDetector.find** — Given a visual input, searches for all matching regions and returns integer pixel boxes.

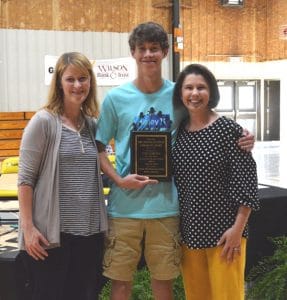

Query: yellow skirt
[181,238,247,300]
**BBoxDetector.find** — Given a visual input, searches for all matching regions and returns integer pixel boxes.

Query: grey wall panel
[0,29,172,112]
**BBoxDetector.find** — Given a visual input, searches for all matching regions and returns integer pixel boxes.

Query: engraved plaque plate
[131,131,172,181]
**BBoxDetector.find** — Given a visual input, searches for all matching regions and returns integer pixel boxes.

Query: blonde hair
[44,52,99,117]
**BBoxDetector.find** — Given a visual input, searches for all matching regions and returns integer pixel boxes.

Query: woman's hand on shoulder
[238,129,255,152]
[23,225,50,261]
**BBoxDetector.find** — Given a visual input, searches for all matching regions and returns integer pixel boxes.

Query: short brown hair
[128,22,169,52]
[173,64,220,109]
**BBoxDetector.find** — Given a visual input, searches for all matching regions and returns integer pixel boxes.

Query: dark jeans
[15,232,107,300]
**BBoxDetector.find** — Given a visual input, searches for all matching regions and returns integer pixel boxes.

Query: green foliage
[173,273,186,300]
[99,280,111,300]
[99,267,185,300]
[246,236,287,300]
[130,267,154,300]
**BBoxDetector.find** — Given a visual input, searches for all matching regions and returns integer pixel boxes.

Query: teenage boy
[96,22,254,300]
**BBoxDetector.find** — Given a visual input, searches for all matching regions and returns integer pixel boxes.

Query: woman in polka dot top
[172,64,259,300]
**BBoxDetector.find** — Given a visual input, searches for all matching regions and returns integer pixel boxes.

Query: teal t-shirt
[96,80,186,218]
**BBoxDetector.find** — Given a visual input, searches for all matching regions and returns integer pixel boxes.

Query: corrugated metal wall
[0,29,172,112]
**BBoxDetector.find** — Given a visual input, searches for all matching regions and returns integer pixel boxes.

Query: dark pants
[15,232,107,300]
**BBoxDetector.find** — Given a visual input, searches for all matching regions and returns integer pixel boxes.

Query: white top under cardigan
[17,109,108,250]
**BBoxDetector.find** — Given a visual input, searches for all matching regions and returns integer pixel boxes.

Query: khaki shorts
[103,217,181,281]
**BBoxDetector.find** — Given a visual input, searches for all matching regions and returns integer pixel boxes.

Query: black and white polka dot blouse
[172,116,259,249]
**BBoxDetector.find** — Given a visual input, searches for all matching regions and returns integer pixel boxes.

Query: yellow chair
[1,156,19,174]
[0,157,19,198]
[0,156,113,199]
[103,187,110,196]
[108,154,116,169]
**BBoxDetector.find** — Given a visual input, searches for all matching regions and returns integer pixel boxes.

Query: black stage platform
[246,184,287,274]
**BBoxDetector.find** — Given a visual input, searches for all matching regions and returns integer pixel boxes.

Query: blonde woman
[17,52,107,300]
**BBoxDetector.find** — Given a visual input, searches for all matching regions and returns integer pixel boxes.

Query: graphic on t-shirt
[132,107,172,131]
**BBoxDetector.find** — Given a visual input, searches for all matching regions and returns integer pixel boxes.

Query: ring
[233,247,240,251]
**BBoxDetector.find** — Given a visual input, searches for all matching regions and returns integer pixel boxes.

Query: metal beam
[172,0,180,82]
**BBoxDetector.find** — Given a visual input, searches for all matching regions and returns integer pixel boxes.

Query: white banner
[44,55,136,86]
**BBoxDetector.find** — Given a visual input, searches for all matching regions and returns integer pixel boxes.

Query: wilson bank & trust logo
[91,57,136,85]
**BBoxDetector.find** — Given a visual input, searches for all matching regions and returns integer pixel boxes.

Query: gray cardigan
[18,109,108,250]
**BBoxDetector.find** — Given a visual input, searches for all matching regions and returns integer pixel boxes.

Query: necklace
[61,114,83,131]
[60,114,86,154]
[76,117,84,129]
